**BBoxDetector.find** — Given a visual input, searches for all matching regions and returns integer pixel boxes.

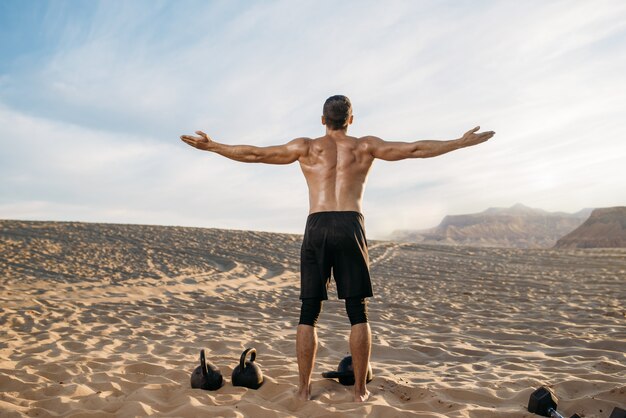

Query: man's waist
[306,210,364,220]
[309,210,363,216]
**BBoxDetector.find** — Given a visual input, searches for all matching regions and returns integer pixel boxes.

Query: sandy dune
[1,220,625,417]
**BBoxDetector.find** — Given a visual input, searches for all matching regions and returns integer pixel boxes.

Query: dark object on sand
[527,386,581,418]
[610,407,626,418]
[231,348,264,389]
[190,349,223,391]
[322,355,373,386]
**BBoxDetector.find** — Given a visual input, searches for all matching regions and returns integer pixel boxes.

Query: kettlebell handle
[239,347,257,370]
[200,349,208,376]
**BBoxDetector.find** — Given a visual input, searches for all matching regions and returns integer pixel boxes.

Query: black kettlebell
[322,355,373,386]
[190,349,223,390]
[231,347,264,389]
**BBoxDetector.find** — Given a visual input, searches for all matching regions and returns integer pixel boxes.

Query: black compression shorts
[300,211,373,300]
[299,297,369,327]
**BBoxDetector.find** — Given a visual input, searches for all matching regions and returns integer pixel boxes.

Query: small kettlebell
[190,349,223,390]
[322,355,373,386]
[231,347,264,389]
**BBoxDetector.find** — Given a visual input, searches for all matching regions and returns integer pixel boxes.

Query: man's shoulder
[355,135,384,152]
[287,137,313,148]
[290,136,313,142]
[357,135,383,142]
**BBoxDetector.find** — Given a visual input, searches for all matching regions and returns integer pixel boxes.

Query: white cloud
[1,0,625,238]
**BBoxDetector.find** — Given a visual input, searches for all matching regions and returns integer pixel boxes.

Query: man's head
[322,95,353,131]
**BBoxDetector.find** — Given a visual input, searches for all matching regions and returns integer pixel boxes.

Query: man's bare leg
[296,324,317,400]
[350,322,371,402]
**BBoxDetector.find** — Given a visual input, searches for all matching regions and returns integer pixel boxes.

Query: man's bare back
[298,131,373,214]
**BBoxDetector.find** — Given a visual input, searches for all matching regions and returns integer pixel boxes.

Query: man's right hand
[180,131,214,151]
[459,126,495,147]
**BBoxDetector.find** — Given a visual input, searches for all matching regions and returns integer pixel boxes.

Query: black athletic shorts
[300,211,373,300]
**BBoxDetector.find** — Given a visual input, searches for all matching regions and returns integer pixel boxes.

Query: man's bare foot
[295,387,311,401]
[353,389,371,402]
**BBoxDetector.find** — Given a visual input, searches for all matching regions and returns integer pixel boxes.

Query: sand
[1,220,625,417]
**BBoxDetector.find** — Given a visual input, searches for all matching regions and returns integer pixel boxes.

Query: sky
[1,0,625,239]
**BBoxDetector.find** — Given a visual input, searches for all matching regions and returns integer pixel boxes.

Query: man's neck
[325,127,348,136]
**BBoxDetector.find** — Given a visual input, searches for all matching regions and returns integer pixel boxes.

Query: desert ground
[1,220,625,417]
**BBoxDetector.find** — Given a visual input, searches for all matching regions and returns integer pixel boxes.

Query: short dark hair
[323,95,352,130]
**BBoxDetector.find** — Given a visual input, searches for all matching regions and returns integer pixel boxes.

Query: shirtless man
[181,95,495,402]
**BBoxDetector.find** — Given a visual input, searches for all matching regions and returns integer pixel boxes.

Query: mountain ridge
[390,204,593,248]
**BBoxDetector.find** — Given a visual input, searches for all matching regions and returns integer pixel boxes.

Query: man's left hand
[181,131,213,151]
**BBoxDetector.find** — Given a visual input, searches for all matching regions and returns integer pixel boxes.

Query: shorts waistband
[307,211,364,219]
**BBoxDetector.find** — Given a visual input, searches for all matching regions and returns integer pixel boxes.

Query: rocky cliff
[554,207,626,249]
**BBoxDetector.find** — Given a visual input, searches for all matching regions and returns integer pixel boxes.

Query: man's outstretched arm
[366,126,495,161]
[180,131,308,164]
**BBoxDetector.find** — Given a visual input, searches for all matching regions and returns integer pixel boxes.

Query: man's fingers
[479,131,495,141]
[464,126,480,137]
[195,130,209,140]
[181,135,200,146]
[181,133,209,142]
